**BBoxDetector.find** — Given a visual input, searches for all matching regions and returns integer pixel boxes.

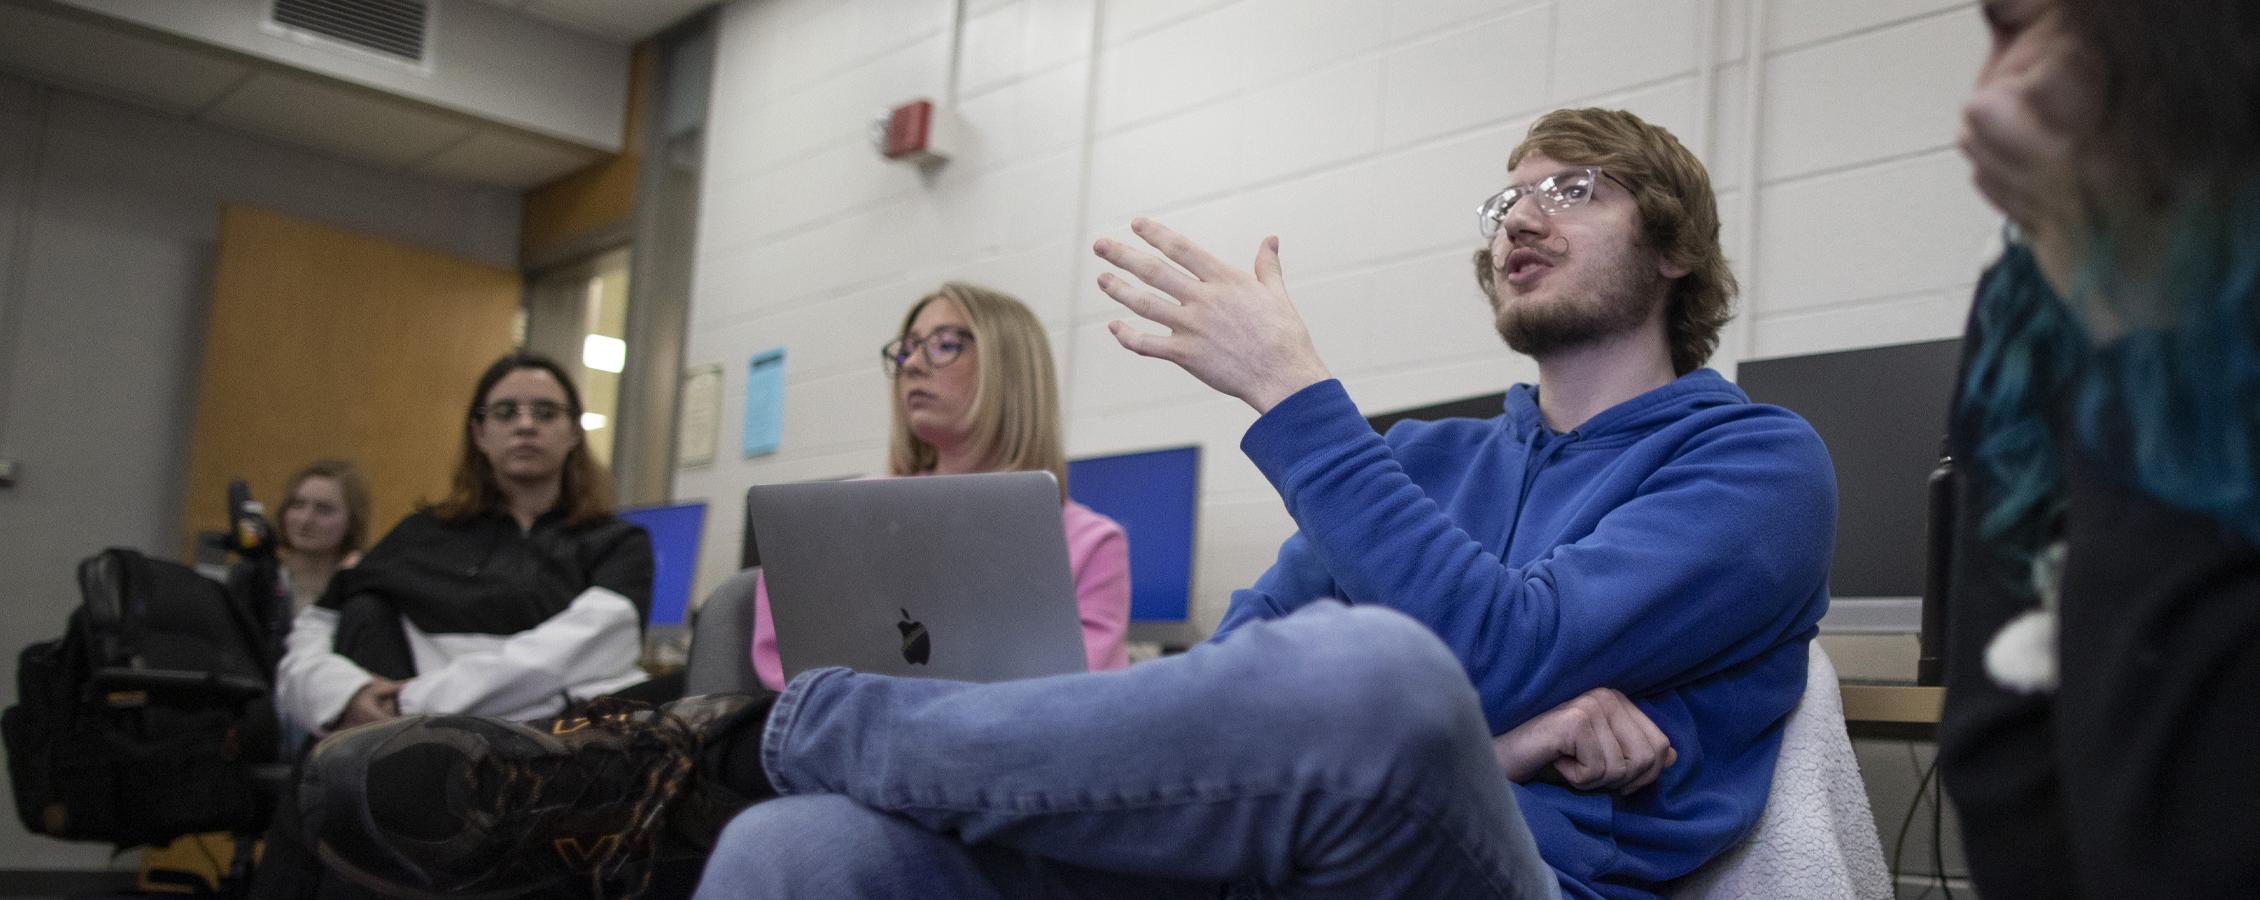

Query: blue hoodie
[1220,370,1835,899]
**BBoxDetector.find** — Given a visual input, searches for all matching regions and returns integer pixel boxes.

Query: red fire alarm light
[872,98,952,166]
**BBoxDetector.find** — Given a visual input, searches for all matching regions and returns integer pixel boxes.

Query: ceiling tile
[415,126,603,189]
[6,3,631,190]
[203,70,477,169]
[0,3,252,114]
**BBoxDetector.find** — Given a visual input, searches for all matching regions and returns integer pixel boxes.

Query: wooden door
[183,205,521,552]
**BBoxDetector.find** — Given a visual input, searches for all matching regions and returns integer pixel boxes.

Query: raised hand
[1093,218,1333,414]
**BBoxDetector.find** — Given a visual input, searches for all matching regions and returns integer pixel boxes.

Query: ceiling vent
[269,0,431,65]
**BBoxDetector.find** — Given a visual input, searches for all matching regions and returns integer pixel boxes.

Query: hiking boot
[300,692,776,900]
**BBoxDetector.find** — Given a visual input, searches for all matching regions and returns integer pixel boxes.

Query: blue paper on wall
[742,347,785,457]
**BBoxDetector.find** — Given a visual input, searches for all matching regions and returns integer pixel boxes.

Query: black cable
[1887,743,1961,899]
[1890,743,1935,891]
[1933,749,1956,899]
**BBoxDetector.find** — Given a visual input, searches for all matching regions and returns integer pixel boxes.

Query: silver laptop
[746,471,1089,683]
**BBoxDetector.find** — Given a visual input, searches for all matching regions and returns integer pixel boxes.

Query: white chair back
[1669,642,1891,900]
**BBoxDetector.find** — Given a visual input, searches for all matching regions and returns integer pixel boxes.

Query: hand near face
[1960,0,2104,298]
[1493,686,1677,794]
[1094,218,1333,414]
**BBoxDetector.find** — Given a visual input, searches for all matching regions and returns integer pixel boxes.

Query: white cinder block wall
[674,0,1998,635]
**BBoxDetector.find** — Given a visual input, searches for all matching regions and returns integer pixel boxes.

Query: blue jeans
[694,602,1562,899]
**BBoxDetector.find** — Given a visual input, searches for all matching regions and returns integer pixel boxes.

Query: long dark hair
[2060,0,2258,206]
[1959,0,2260,557]
[431,351,615,525]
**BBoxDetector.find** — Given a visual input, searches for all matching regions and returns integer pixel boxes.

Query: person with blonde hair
[268,459,372,613]
[749,282,1131,689]
[293,110,1829,900]
[285,289,1128,899]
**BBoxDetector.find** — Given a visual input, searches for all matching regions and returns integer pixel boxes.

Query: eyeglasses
[475,399,572,424]
[881,326,974,378]
[1476,167,1631,239]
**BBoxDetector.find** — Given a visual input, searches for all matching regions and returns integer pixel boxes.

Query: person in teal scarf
[1937,0,2260,895]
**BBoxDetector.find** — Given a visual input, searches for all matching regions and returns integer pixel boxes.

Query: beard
[1489,241,1667,359]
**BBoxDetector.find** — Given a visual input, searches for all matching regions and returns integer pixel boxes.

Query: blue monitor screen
[618,501,706,629]
[1067,446,1199,623]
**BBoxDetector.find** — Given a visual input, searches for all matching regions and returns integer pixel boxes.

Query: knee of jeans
[702,796,912,890]
[1272,606,1480,754]
[1299,606,1461,691]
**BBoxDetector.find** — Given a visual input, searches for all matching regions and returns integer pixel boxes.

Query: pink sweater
[749,498,1131,689]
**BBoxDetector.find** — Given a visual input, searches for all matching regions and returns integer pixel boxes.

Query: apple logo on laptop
[897,608,931,665]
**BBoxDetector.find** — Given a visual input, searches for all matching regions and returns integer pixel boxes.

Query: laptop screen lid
[747,471,1088,683]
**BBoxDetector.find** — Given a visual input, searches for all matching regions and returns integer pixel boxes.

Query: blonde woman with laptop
[746,282,1131,689]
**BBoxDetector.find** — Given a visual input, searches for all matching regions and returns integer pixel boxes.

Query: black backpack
[2,547,288,849]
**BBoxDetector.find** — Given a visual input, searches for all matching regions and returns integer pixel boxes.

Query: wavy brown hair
[432,351,615,525]
[1474,108,1737,374]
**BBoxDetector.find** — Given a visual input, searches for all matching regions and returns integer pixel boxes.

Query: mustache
[1488,235,1569,273]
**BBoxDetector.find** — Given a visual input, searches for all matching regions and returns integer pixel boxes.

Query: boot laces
[471,697,703,900]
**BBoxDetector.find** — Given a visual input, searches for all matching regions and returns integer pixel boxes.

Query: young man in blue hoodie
[1076,106,1836,896]
[300,108,1832,900]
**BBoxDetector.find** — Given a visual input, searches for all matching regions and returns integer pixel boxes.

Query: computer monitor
[1067,445,1201,647]
[617,501,707,630]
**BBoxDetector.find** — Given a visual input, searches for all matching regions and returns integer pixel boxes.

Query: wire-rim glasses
[1476,167,1631,239]
[474,399,574,425]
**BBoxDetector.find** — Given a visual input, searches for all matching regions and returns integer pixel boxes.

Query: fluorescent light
[581,411,608,430]
[582,334,627,373]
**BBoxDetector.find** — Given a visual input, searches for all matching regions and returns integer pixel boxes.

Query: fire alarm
[870,98,953,166]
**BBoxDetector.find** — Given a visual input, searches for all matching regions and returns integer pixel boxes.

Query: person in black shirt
[253,352,659,900]
[1938,0,2260,895]
[274,351,654,736]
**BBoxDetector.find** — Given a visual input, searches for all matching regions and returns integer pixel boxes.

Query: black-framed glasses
[1476,167,1633,239]
[881,326,974,378]
[475,399,572,424]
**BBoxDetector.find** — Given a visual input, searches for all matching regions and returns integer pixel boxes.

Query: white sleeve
[395,586,648,719]
[274,606,376,736]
